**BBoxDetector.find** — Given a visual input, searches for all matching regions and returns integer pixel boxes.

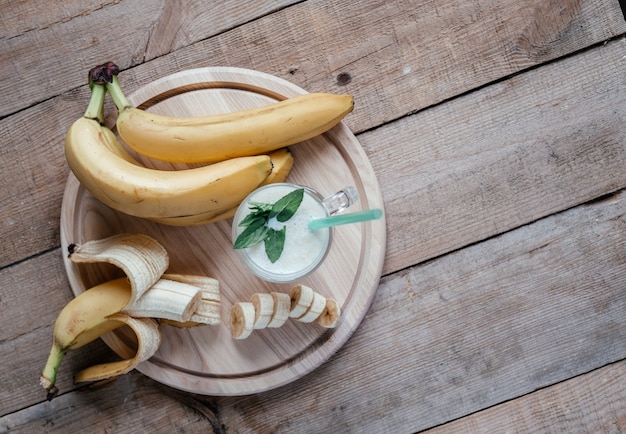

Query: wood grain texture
[1,0,624,268]
[0,0,300,118]
[2,0,626,431]
[0,372,220,433]
[212,190,626,432]
[2,0,624,119]
[424,360,626,433]
[4,191,624,430]
[101,0,626,134]
[0,249,122,416]
[363,35,626,274]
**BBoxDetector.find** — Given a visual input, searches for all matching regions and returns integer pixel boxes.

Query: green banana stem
[40,343,65,400]
[84,83,107,123]
[106,75,132,112]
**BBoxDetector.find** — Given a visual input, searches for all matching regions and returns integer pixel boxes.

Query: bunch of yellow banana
[229,284,341,339]
[41,234,221,400]
[64,63,353,226]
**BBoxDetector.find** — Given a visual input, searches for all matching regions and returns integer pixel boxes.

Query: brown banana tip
[88,61,120,85]
[103,61,120,77]
[46,386,59,401]
[67,243,77,256]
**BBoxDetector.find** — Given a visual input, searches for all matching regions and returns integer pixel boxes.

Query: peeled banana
[40,277,147,398]
[41,234,222,399]
[65,82,273,221]
[106,72,353,164]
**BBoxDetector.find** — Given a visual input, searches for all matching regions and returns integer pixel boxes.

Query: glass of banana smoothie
[232,183,358,283]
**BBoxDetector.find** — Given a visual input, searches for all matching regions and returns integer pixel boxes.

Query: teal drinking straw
[308,208,383,231]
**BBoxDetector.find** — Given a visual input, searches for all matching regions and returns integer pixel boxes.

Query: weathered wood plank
[2,0,623,119]
[0,372,220,433]
[87,0,626,134]
[0,248,122,416]
[3,34,626,272]
[213,190,626,432]
[424,360,626,433]
[4,188,624,431]
[0,0,301,118]
[363,35,626,274]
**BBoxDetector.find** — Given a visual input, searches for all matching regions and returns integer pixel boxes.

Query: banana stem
[106,75,132,112]
[84,83,106,123]
[40,344,66,400]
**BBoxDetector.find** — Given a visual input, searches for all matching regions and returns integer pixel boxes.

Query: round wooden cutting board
[60,67,386,396]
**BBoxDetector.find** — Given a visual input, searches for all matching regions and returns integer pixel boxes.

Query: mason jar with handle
[232,182,358,283]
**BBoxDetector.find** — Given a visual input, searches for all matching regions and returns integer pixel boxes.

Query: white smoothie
[233,184,331,282]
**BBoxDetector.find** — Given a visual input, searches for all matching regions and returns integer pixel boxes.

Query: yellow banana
[40,278,133,398]
[65,83,273,220]
[107,73,353,163]
[147,147,295,226]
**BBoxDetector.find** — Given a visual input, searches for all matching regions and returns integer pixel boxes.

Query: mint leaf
[234,218,269,249]
[238,209,270,227]
[264,227,286,263]
[270,188,304,222]
[248,201,273,213]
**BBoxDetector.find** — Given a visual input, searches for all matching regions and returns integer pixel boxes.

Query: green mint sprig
[234,188,304,263]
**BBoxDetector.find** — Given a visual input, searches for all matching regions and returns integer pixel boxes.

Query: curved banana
[65,83,273,220]
[41,233,223,398]
[40,278,132,398]
[148,147,294,226]
[107,73,353,163]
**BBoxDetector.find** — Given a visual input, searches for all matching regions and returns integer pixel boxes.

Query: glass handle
[322,186,359,215]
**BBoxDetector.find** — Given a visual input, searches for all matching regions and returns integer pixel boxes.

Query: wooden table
[2,1,625,432]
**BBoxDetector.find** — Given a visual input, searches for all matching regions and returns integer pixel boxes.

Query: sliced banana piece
[296,291,327,323]
[317,298,341,328]
[162,273,220,302]
[289,284,315,318]
[267,292,291,328]
[123,278,202,322]
[157,274,221,326]
[230,302,255,339]
[250,293,275,329]
[73,314,161,384]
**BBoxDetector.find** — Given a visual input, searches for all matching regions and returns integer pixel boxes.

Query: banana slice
[317,299,341,328]
[251,293,275,329]
[73,314,161,384]
[297,291,327,323]
[230,302,255,339]
[289,285,315,318]
[157,274,221,326]
[162,273,220,302]
[188,299,221,325]
[267,292,291,328]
